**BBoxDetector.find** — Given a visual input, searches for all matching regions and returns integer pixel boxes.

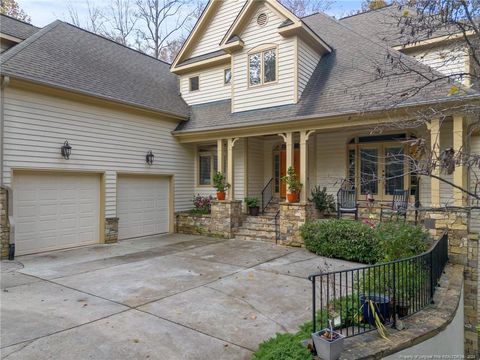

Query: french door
[273,148,300,198]
[356,144,407,201]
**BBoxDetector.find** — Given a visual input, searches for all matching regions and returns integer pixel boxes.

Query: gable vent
[257,13,268,27]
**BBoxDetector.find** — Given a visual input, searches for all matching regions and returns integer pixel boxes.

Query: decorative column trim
[429,118,441,207]
[453,115,466,206]
[279,132,294,202]
[299,130,315,203]
[217,139,224,174]
[227,138,239,200]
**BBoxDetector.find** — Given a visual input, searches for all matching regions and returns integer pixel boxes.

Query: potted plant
[212,171,230,200]
[312,319,345,360]
[281,166,302,203]
[310,186,335,218]
[244,197,260,216]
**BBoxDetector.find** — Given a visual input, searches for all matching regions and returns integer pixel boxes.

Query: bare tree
[279,0,333,17]
[104,0,138,46]
[135,0,194,60]
[67,0,107,35]
[0,0,30,22]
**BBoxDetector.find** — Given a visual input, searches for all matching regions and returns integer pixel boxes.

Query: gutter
[0,75,15,259]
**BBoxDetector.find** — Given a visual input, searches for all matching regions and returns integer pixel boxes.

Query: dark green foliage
[310,186,336,214]
[301,220,380,264]
[375,222,429,262]
[252,333,312,360]
[301,220,429,264]
[244,197,259,208]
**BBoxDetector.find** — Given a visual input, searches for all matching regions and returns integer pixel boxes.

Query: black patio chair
[380,189,409,222]
[337,187,358,220]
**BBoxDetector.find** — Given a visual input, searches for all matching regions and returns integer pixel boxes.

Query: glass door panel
[384,146,405,196]
[360,148,379,195]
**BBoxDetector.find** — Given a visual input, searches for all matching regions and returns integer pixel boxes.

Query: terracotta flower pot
[287,192,299,203]
[217,192,226,201]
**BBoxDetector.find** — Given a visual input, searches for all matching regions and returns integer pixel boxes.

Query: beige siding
[190,0,247,58]
[407,42,469,85]
[180,65,231,106]
[232,3,296,112]
[298,38,320,99]
[2,86,195,217]
[247,137,265,198]
[315,132,349,198]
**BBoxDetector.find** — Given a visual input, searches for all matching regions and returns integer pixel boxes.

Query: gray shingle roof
[177,49,227,66]
[0,20,189,118]
[176,12,478,133]
[339,5,453,47]
[0,14,39,40]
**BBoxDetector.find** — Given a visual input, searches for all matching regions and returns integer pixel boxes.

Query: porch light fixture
[146,151,154,165]
[61,140,72,160]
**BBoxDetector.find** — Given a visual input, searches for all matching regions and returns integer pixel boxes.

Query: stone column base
[210,200,243,238]
[105,217,119,244]
[0,188,10,260]
[279,202,315,247]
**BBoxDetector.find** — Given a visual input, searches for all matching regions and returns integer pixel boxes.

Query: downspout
[1,75,15,260]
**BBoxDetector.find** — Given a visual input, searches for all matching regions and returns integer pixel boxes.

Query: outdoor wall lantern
[61,140,72,160]
[146,150,154,165]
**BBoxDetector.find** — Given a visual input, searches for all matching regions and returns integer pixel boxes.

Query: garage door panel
[117,176,170,240]
[13,173,100,255]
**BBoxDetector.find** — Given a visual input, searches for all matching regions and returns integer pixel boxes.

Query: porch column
[227,138,239,200]
[217,139,224,174]
[453,115,466,206]
[430,118,441,207]
[299,130,315,203]
[279,132,294,202]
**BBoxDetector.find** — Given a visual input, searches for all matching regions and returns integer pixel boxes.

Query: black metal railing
[261,178,274,214]
[274,209,280,244]
[308,232,448,337]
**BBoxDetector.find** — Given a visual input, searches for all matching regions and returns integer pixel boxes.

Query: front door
[277,149,301,198]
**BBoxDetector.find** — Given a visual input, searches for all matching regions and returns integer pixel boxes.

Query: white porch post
[453,115,466,206]
[279,132,294,202]
[299,130,315,203]
[429,118,441,207]
[227,138,239,200]
[217,139,224,174]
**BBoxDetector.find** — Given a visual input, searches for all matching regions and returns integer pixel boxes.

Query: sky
[17,0,365,28]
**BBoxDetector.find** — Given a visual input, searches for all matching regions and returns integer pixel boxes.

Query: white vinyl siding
[407,42,469,85]
[232,3,296,112]
[247,137,265,198]
[180,65,231,106]
[2,86,195,218]
[298,38,320,99]
[190,0,247,58]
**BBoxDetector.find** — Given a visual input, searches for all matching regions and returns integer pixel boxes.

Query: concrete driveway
[1,234,357,360]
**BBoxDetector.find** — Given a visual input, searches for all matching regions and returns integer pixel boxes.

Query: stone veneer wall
[0,187,9,259]
[104,217,119,244]
[421,209,478,357]
[176,200,243,239]
[175,212,212,236]
[278,202,317,247]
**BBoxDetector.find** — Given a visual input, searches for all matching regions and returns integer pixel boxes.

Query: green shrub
[310,186,336,214]
[301,220,381,264]
[252,333,311,360]
[376,222,428,262]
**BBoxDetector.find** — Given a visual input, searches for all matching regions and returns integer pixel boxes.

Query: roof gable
[0,14,39,41]
[171,0,246,71]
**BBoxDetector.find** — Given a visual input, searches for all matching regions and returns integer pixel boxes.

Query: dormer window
[249,47,277,86]
[189,76,199,92]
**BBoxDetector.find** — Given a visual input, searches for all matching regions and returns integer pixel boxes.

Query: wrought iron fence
[308,232,448,337]
[274,209,280,244]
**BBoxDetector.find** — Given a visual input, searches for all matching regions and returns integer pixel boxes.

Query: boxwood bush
[300,220,381,264]
[300,219,429,264]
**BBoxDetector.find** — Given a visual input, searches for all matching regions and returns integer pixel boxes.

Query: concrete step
[235,228,276,238]
[235,234,276,243]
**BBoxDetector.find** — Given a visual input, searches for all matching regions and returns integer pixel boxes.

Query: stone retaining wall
[278,202,317,247]
[175,212,212,236]
[104,217,119,244]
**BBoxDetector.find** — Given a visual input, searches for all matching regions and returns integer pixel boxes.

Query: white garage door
[13,173,100,256]
[117,176,170,240]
